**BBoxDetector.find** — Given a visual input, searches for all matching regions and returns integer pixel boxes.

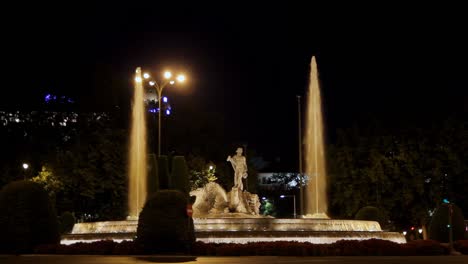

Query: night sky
[2,3,467,169]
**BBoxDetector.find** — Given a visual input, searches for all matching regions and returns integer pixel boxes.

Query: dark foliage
[136,190,195,253]
[0,112,128,221]
[158,156,170,189]
[170,156,190,196]
[428,203,466,242]
[327,117,468,230]
[147,153,159,196]
[355,206,385,226]
[0,180,59,253]
[58,211,75,234]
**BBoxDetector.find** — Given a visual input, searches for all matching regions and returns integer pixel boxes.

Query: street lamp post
[297,95,303,217]
[22,163,29,180]
[280,194,296,218]
[448,203,454,253]
[143,71,185,156]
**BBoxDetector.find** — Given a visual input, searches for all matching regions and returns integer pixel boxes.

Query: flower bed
[33,239,465,256]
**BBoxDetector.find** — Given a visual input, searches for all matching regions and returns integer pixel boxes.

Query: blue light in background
[166,109,171,115]
[163,96,168,103]
[44,93,75,104]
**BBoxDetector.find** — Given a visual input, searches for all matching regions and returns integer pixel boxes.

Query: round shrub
[0,180,60,253]
[136,190,195,253]
[355,206,384,224]
[428,203,465,243]
[58,211,76,234]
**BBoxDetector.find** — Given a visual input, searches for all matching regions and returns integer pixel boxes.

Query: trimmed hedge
[355,206,383,225]
[0,180,60,253]
[147,153,159,195]
[58,211,75,234]
[136,190,195,253]
[158,155,170,189]
[170,156,190,196]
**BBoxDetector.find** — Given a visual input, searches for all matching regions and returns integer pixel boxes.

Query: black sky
[2,3,467,169]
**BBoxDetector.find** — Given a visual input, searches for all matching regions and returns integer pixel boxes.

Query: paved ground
[0,255,467,264]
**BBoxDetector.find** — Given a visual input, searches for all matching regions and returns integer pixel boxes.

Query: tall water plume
[304,56,329,218]
[128,67,148,219]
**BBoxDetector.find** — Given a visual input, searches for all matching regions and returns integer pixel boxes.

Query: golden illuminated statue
[227,147,248,190]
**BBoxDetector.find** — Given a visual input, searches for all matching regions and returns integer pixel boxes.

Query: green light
[447,224,451,228]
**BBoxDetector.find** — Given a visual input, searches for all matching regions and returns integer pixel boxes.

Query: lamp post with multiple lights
[142,71,185,156]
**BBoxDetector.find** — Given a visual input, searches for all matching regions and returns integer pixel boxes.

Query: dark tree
[0,181,59,253]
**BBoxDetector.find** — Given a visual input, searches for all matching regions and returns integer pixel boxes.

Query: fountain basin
[194,218,382,232]
[70,218,382,234]
[63,218,405,244]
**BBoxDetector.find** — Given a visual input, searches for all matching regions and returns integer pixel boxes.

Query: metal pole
[297,95,302,175]
[293,195,296,219]
[297,95,303,216]
[448,204,453,252]
[158,89,162,157]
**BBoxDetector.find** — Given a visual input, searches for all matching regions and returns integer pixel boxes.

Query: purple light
[163,96,168,103]
[45,94,52,102]
[149,108,157,113]
[166,109,171,115]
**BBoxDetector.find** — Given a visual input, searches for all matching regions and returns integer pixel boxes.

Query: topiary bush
[136,190,195,253]
[428,203,465,243]
[158,155,170,189]
[170,156,190,196]
[58,211,76,234]
[355,206,384,225]
[0,180,60,253]
[147,153,159,196]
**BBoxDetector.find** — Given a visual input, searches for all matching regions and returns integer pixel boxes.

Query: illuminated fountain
[303,56,328,218]
[63,62,406,245]
[127,67,148,219]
